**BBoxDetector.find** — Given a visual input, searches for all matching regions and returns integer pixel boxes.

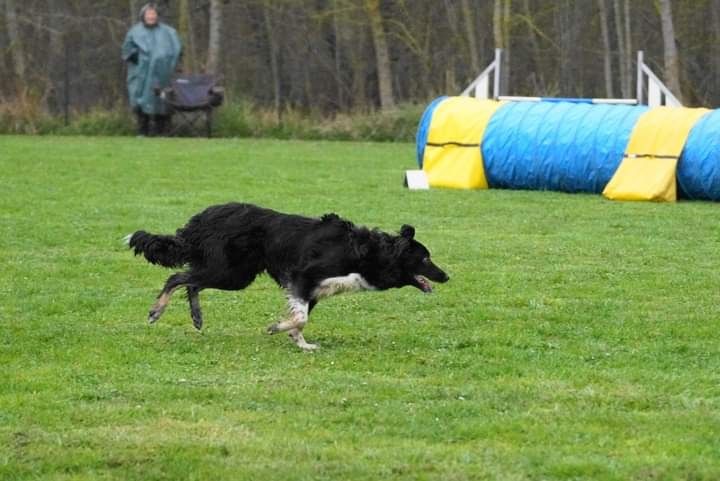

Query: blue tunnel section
[481,101,648,194]
[678,109,720,201]
[416,96,447,168]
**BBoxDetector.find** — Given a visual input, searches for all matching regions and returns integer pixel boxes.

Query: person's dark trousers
[136,111,150,136]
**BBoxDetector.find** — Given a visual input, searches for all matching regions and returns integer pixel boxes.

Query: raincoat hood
[139,3,160,22]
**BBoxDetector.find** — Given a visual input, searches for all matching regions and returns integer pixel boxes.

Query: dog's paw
[298,342,319,352]
[266,322,280,335]
[148,310,160,324]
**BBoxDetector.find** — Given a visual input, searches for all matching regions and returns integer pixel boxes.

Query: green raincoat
[121,20,182,115]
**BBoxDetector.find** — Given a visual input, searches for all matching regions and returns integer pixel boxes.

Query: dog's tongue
[415,275,433,293]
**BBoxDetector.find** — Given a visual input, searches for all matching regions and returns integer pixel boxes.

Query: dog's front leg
[287,328,318,351]
[266,296,318,351]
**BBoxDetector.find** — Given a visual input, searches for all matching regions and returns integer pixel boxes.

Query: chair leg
[206,109,212,138]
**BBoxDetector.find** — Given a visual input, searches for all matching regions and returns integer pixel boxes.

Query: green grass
[1,135,719,481]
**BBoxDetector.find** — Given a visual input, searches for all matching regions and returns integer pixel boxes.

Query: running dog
[127,202,449,350]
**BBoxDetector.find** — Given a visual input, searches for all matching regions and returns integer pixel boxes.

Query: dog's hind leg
[148,272,192,324]
[187,285,203,330]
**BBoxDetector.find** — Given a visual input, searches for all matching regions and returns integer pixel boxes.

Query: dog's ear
[321,213,340,223]
[400,224,415,240]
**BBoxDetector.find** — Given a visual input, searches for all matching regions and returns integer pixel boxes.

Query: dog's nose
[434,271,449,283]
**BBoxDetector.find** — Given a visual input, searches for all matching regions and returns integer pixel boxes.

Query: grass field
[2,135,720,480]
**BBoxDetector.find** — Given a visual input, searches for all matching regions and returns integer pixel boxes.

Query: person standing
[121,3,182,136]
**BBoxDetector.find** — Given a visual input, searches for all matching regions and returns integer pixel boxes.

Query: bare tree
[613,0,628,97]
[178,0,197,72]
[263,1,281,121]
[332,0,345,110]
[493,0,511,95]
[519,0,546,93]
[206,0,222,74]
[622,0,631,97]
[5,0,26,91]
[612,0,634,98]
[460,0,480,74]
[598,0,614,97]
[129,0,138,24]
[365,0,395,109]
[712,0,720,97]
[658,0,682,101]
[618,0,634,97]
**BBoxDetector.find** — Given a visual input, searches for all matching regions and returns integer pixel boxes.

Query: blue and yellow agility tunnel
[416,96,719,201]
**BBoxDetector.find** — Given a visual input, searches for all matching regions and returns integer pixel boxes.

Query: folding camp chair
[158,74,224,137]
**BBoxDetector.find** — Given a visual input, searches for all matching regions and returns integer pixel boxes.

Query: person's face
[144,8,158,25]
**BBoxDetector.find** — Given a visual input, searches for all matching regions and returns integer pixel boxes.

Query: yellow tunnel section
[421,97,503,189]
[603,106,710,202]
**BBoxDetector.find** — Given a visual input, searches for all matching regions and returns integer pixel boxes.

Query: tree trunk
[348,28,368,109]
[178,0,196,72]
[613,0,629,97]
[263,1,281,121]
[129,0,138,24]
[712,0,720,95]
[598,0,614,97]
[332,1,345,110]
[521,0,545,92]
[493,0,511,95]
[658,0,682,101]
[443,0,459,93]
[206,0,222,74]
[365,0,395,110]
[45,0,66,112]
[459,0,480,74]
[557,0,571,93]
[623,0,632,98]
[5,0,27,89]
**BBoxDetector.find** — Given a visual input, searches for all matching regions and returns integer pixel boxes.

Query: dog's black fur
[128,202,448,348]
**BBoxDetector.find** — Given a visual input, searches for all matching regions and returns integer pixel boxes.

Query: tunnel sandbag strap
[603,107,710,202]
[422,97,504,189]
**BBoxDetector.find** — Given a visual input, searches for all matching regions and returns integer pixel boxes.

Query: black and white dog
[127,202,449,350]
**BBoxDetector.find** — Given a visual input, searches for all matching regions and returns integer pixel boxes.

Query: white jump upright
[461,49,682,107]
[636,51,681,107]
[460,48,502,99]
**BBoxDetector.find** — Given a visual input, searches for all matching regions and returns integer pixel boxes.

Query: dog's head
[394,224,449,293]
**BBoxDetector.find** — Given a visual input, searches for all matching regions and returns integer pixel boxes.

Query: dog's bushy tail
[127,230,188,268]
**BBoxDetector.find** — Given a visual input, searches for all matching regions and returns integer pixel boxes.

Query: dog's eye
[422,257,430,265]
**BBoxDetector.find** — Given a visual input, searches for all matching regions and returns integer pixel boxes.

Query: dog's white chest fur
[313,273,375,299]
